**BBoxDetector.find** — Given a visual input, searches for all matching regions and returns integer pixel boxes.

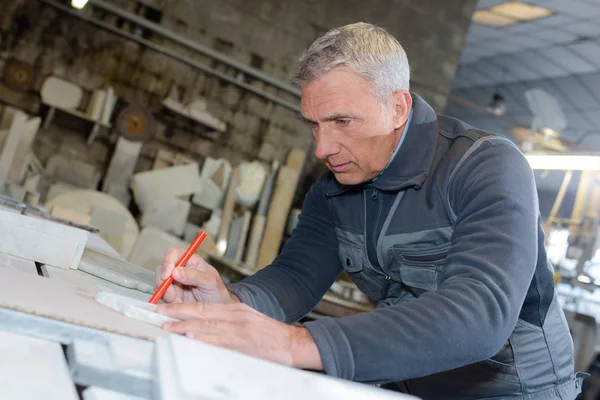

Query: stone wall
[0,0,476,201]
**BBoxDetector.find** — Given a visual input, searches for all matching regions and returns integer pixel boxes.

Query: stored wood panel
[256,167,298,269]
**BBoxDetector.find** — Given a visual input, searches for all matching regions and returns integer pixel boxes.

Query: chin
[333,172,364,186]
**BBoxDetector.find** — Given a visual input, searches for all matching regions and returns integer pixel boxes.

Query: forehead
[300,68,377,116]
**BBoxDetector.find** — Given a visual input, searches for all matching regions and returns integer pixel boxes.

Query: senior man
[156,23,584,399]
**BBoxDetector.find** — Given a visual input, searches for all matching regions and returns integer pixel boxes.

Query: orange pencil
[149,230,207,304]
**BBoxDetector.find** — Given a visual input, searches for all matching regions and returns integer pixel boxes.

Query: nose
[314,131,339,160]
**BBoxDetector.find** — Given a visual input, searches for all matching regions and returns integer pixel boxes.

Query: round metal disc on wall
[3,59,35,92]
[116,105,155,142]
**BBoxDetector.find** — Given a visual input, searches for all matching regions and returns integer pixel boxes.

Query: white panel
[536,46,596,75]
[531,28,579,45]
[579,72,600,98]
[533,13,580,27]
[501,21,542,34]
[568,41,600,67]
[565,111,594,130]
[487,55,540,82]
[552,76,600,108]
[583,109,600,128]
[518,51,568,79]
[543,0,600,18]
[567,21,600,38]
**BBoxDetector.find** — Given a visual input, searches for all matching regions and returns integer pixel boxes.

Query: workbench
[0,231,417,399]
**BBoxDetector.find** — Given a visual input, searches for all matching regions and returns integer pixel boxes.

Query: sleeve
[228,176,343,323]
[303,138,540,383]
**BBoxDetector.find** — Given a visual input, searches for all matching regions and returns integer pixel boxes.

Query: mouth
[330,162,352,173]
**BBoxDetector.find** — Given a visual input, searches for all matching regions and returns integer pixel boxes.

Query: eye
[335,119,351,127]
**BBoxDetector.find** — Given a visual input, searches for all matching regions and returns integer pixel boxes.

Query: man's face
[301,67,411,185]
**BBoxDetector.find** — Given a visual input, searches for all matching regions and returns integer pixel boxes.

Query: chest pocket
[336,229,389,300]
[389,242,450,297]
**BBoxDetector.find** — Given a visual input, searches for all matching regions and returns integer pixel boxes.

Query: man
[156,23,585,399]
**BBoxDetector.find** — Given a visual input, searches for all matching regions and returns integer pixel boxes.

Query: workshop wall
[0,0,476,183]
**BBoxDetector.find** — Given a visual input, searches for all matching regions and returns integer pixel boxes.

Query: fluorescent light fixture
[472,9,518,27]
[525,155,600,171]
[71,0,89,9]
[489,1,552,22]
[577,275,592,284]
[594,279,600,286]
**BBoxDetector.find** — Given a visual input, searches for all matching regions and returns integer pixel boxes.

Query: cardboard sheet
[0,268,166,340]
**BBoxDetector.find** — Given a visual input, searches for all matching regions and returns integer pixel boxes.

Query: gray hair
[291,22,410,103]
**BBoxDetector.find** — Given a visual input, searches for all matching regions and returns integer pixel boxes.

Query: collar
[372,107,413,182]
[326,92,439,196]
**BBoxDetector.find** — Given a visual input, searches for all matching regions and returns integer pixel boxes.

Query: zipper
[371,187,378,200]
[371,187,382,268]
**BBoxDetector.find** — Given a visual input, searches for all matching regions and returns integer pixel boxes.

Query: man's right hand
[155,247,239,305]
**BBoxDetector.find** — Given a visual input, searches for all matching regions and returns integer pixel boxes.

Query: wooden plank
[216,167,240,256]
[256,167,298,270]
[245,162,279,269]
[244,215,266,270]
[0,330,79,400]
[0,268,166,340]
[286,148,306,171]
[0,208,88,269]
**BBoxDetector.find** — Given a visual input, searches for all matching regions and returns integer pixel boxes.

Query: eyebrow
[300,113,362,124]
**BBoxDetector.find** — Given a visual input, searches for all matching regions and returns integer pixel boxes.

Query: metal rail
[38,0,302,113]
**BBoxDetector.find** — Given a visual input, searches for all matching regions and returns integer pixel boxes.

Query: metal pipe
[90,0,301,98]
[38,0,302,113]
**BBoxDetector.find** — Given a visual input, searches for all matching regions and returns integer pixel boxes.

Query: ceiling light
[71,0,89,9]
[578,275,592,284]
[489,1,552,22]
[525,155,600,171]
[472,9,518,27]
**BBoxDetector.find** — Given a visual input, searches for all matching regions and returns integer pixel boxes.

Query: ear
[392,90,412,130]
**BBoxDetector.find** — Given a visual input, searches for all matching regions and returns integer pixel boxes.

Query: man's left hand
[156,302,323,370]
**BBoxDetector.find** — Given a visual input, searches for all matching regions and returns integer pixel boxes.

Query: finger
[157,302,238,321]
[171,267,218,289]
[162,284,180,304]
[160,247,187,280]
